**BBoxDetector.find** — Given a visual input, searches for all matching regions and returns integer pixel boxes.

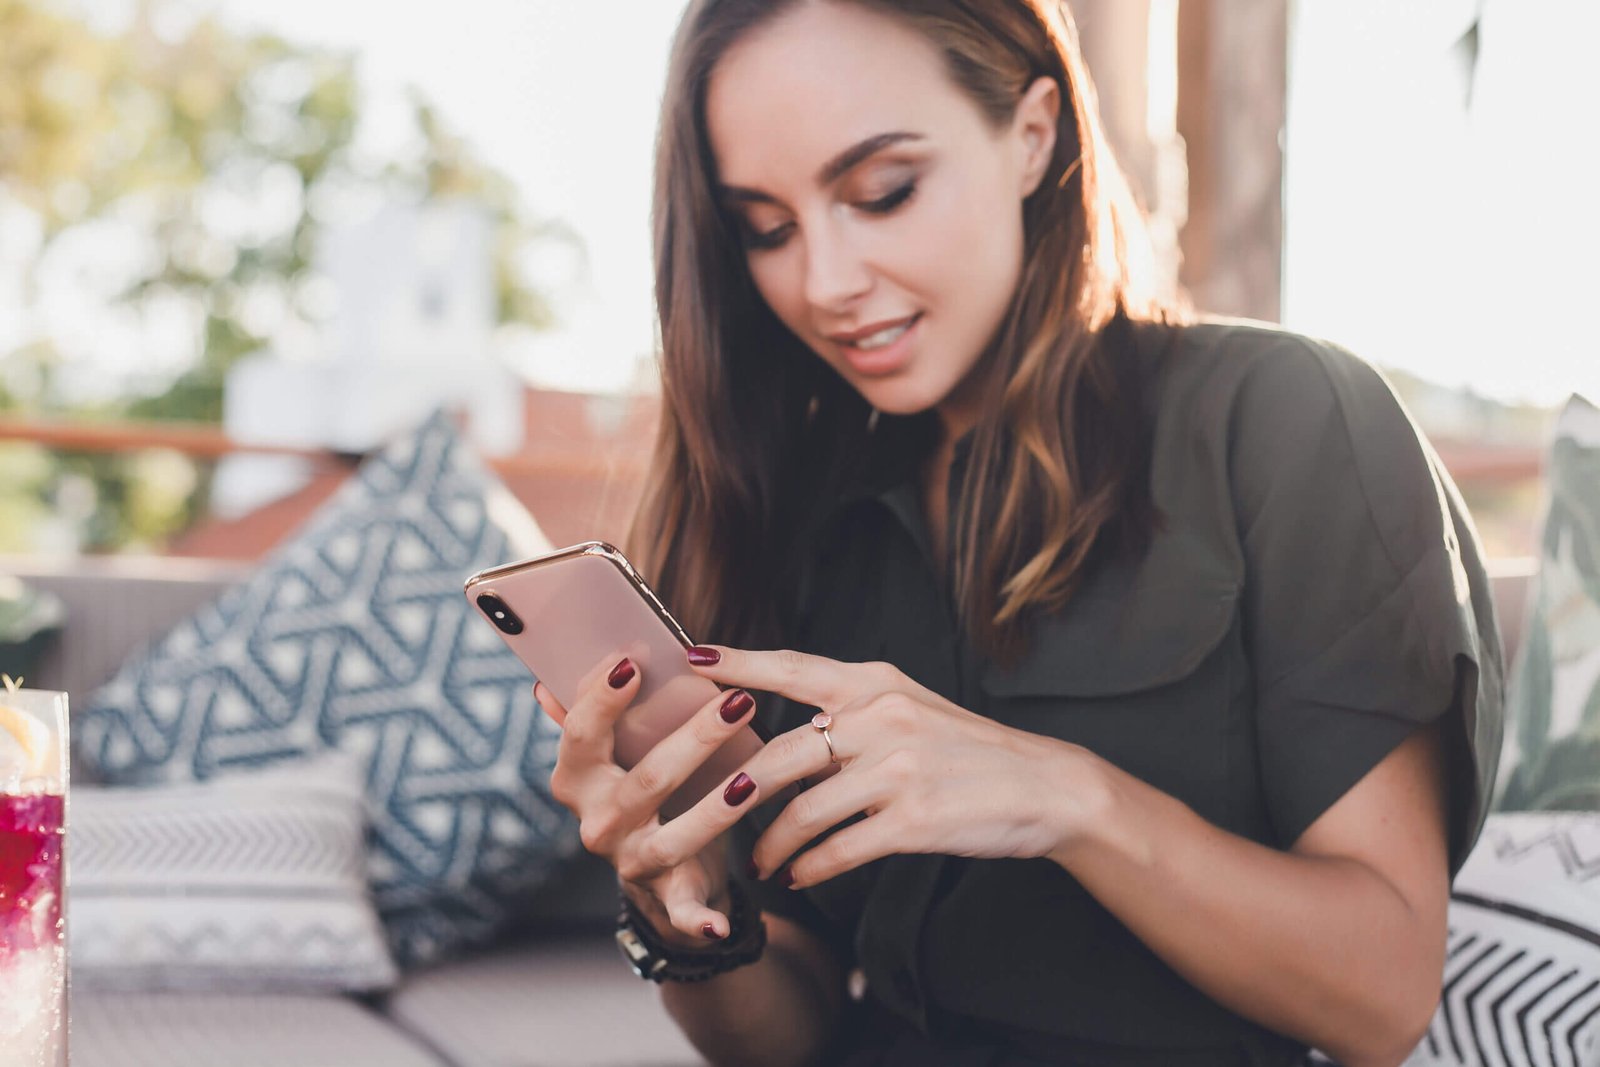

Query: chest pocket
[981,522,1243,820]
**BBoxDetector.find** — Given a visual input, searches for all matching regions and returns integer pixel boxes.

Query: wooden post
[1175,0,1288,321]
[1070,0,1157,209]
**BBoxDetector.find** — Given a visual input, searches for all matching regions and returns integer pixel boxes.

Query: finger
[533,681,568,728]
[645,759,772,871]
[685,645,877,710]
[558,653,641,768]
[611,687,759,827]
[751,767,882,879]
[779,814,896,890]
[650,709,848,864]
[619,867,730,945]
[657,874,737,942]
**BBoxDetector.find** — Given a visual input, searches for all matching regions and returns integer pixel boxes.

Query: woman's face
[706,0,1058,438]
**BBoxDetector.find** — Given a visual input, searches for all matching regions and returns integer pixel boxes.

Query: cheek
[944,172,1024,275]
[899,164,1023,289]
[748,254,807,332]
[912,186,1023,334]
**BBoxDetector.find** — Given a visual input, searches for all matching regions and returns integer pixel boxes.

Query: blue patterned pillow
[75,411,579,964]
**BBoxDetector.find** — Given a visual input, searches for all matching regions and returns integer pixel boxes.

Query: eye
[858,181,916,215]
[742,220,795,252]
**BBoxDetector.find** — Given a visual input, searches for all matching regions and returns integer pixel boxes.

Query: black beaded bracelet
[615,878,767,983]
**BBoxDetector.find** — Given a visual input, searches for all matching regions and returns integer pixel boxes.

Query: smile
[833,314,922,377]
[852,319,916,351]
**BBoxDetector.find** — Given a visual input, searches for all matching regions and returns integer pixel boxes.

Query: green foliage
[0,0,571,552]
[1495,403,1600,813]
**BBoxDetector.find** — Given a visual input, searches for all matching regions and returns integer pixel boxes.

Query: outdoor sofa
[12,549,1581,1067]
[17,553,701,1067]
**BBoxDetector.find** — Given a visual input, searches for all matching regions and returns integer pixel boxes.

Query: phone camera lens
[476,593,524,635]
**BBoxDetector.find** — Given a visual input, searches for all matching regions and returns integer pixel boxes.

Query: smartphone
[464,542,768,817]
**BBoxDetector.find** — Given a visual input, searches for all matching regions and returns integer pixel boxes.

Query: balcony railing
[0,413,1545,559]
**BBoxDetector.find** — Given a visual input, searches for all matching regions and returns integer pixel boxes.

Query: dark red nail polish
[720,689,754,723]
[779,867,796,888]
[746,859,760,880]
[687,646,721,666]
[723,772,756,806]
[607,659,635,688]
[702,923,722,940]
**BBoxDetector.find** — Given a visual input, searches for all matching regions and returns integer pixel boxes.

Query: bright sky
[188,0,693,395]
[1284,0,1600,406]
[23,0,1598,408]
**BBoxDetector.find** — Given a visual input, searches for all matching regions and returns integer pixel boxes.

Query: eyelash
[860,181,916,215]
[741,180,919,252]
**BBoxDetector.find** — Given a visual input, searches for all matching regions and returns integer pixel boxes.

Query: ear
[1013,76,1061,197]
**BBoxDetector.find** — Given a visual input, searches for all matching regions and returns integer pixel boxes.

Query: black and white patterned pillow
[69,756,397,992]
[75,411,579,964]
[1406,812,1600,1066]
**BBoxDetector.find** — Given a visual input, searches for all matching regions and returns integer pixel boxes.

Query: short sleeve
[1228,336,1504,873]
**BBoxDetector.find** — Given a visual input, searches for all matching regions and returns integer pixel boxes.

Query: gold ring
[810,711,839,764]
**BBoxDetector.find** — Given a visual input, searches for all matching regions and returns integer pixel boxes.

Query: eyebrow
[720,131,926,205]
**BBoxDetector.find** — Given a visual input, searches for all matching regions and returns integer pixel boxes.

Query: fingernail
[607,658,635,688]
[687,646,721,666]
[720,689,754,723]
[723,772,756,806]
[745,859,761,880]
[702,923,722,940]
[779,867,796,888]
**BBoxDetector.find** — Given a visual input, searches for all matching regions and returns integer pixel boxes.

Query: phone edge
[463,541,696,650]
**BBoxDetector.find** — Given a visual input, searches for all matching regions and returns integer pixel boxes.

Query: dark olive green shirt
[743,320,1504,1066]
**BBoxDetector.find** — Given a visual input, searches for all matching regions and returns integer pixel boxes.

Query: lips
[831,313,922,377]
[827,313,921,350]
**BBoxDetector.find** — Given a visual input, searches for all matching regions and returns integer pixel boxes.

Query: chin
[856,376,958,419]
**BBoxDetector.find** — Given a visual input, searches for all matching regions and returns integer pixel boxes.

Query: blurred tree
[0,0,573,551]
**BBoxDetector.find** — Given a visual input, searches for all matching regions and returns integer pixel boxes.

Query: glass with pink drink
[0,679,67,1067]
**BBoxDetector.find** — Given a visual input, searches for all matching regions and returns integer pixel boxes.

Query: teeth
[852,320,913,351]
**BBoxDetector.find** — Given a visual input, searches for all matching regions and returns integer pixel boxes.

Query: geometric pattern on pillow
[69,757,399,993]
[74,411,579,965]
[1498,393,1600,813]
[1406,812,1600,1066]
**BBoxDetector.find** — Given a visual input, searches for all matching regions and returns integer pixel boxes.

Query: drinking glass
[0,682,68,1067]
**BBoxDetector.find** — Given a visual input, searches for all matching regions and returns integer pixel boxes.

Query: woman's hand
[538,655,762,946]
[676,646,1112,888]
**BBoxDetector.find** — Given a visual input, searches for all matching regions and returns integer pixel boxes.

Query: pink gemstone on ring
[811,711,833,730]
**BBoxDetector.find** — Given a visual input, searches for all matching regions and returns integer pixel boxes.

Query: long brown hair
[631,0,1179,660]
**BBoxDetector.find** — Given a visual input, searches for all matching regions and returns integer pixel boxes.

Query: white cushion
[69,756,397,993]
[1407,812,1600,1065]
[71,992,445,1067]
[386,935,702,1067]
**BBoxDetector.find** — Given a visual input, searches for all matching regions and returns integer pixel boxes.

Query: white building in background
[214,200,526,519]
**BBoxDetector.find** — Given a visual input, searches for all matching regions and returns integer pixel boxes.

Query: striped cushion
[69,757,397,993]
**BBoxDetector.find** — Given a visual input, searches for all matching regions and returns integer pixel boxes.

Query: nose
[803,219,873,311]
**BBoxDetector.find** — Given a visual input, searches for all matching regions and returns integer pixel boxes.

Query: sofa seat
[385,933,702,1067]
[72,991,448,1067]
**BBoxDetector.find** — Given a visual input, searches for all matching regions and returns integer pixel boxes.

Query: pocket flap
[982,525,1239,699]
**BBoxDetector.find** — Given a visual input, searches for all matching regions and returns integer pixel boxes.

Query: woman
[535,1,1503,1064]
